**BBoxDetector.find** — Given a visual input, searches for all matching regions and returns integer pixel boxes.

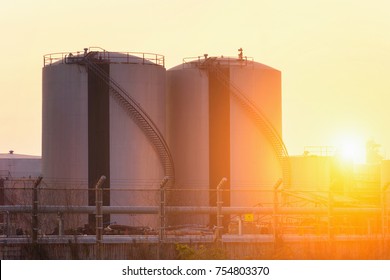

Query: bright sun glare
[336,136,366,163]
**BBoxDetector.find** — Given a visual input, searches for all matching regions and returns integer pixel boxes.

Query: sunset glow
[1,1,390,157]
[1,0,390,261]
[335,135,366,163]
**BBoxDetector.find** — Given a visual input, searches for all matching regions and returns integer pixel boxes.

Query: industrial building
[1,47,390,259]
[167,54,286,225]
[0,151,41,179]
[0,151,41,236]
[42,48,168,228]
[40,47,288,231]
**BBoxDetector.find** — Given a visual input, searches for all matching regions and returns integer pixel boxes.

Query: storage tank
[381,160,390,205]
[0,151,41,179]
[167,53,287,226]
[286,155,333,206]
[0,151,42,234]
[42,48,170,229]
[289,155,332,191]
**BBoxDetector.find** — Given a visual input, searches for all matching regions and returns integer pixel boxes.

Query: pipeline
[0,205,388,215]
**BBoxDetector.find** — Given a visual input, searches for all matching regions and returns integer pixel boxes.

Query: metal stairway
[201,58,291,187]
[68,51,175,187]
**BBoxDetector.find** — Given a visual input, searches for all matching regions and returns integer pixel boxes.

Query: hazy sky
[1,0,390,161]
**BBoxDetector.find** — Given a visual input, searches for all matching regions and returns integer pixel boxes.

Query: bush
[175,243,226,260]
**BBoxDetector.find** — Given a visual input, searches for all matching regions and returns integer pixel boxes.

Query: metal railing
[1,178,390,239]
[304,146,336,157]
[43,47,165,67]
[182,55,254,69]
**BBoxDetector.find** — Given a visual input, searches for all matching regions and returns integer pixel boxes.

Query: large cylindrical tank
[167,55,283,226]
[0,151,41,178]
[287,155,332,205]
[289,156,332,190]
[42,48,166,229]
[381,160,390,187]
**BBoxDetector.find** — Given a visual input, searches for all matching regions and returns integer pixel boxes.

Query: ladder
[73,52,175,187]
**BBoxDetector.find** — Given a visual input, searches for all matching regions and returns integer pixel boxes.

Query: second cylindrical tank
[167,55,283,226]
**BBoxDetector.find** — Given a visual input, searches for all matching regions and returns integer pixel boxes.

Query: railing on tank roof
[304,146,336,157]
[182,55,254,69]
[43,47,165,67]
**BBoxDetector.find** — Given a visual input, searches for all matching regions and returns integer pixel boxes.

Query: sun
[335,136,365,163]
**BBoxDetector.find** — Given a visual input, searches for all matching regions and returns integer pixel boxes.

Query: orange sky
[1,0,390,160]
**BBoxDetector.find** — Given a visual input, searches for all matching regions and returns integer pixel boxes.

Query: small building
[0,151,41,179]
[0,151,41,235]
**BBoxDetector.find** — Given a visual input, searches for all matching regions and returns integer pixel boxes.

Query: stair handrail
[203,60,291,187]
[68,51,175,187]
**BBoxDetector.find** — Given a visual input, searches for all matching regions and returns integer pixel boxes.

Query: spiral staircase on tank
[198,57,291,188]
[65,51,175,187]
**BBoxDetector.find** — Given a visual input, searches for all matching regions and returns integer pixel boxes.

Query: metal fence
[1,177,389,240]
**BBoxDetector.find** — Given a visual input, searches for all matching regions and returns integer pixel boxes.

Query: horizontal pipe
[0,205,389,215]
[2,234,390,245]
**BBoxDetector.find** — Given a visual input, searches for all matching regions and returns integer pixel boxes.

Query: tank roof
[44,47,165,67]
[0,152,41,160]
[168,55,279,71]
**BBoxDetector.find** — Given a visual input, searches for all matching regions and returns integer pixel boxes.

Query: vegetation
[175,243,227,260]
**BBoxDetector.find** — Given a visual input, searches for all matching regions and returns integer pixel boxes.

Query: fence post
[6,211,10,237]
[159,177,169,242]
[57,212,64,236]
[95,175,106,260]
[382,183,389,254]
[273,179,283,245]
[216,177,227,242]
[32,176,43,245]
[328,188,334,252]
[158,176,169,259]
